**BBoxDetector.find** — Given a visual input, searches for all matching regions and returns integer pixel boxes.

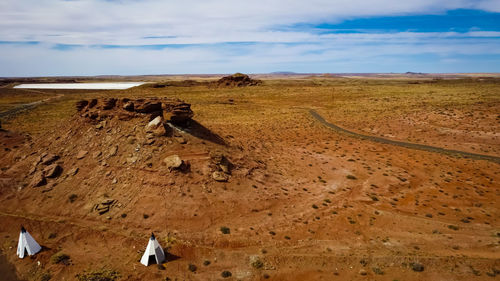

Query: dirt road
[0,94,63,119]
[310,109,500,164]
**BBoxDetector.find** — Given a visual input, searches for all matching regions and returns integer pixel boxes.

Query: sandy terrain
[0,75,498,281]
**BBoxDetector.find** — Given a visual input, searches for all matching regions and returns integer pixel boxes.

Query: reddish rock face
[76,98,194,124]
[43,164,62,178]
[213,73,262,87]
[30,171,46,188]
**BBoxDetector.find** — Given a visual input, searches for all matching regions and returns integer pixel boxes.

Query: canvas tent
[17,226,42,258]
[140,233,165,266]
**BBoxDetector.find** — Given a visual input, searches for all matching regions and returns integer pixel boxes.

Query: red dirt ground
[0,78,499,281]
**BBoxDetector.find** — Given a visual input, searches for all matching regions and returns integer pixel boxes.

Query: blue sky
[0,0,499,76]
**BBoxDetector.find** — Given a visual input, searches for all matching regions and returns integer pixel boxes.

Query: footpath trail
[309,109,500,165]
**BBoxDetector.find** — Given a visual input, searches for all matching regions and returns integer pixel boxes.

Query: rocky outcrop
[76,98,194,125]
[30,171,47,187]
[213,73,261,88]
[93,199,117,215]
[134,100,162,114]
[212,171,229,182]
[43,164,62,178]
[76,100,88,111]
[29,153,63,187]
[210,153,232,182]
[41,154,59,165]
[162,101,194,124]
[102,98,117,110]
[76,150,88,159]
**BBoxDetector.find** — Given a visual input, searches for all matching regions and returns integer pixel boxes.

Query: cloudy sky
[1,0,500,76]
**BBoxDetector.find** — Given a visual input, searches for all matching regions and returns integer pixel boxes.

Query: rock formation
[76,97,194,125]
[213,73,262,87]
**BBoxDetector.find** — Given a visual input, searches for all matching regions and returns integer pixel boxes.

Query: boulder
[163,155,187,171]
[412,263,424,272]
[108,146,118,157]
[102,98,117,110]
[67,167,79,176]
[162,102,194,124]
[127,156,138,164]
[43,164,62,178]
[94,199,116,215]
[212,171,229,182]
[146,116,162,130]
[76,150,88,159]
[41,154,59,165]
[123,102,134,111]
[76,100,88,111]
[88,99,98,108]
[153,125,168,137]
[135,101,162,113]
[211,153,232,174]
[30,172,47,187]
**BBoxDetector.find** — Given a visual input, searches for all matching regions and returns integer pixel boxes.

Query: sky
[1,0,500,76]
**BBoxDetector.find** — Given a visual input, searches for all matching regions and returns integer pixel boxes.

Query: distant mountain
[405,72,427,75]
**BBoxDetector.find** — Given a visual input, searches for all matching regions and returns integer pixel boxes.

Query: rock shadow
[178,119,227,146]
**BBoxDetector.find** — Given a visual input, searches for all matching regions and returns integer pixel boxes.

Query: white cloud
[0,0,499,45]
[0,0,499,75]
[1,30,498,76]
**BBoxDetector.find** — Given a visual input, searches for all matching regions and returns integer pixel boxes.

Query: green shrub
[251,258,264,269]
[221,271,232,278]
[188,264,197,272]
[40,272,52,281]
[220,226,230,234]
[51,252,70,265]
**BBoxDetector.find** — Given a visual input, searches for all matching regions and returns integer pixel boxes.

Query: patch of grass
[51,252,70,265]
[188,264,197,272]
[372,267,384,275]
[68,194,78,203]
[75,268,120,281]
[40,272,51,281]
[251,258,264,269]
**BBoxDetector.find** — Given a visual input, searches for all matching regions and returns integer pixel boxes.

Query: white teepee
[140,233,165,266]
[17,226,42,258]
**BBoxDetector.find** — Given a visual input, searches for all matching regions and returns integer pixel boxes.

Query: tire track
[309,109,500,164]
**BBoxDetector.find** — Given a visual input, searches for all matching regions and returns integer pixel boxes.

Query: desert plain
[0,73,499,280]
